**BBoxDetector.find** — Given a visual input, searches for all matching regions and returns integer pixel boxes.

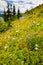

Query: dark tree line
[4,3,21,22]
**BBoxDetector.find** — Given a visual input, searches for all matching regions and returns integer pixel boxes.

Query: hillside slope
[0,4,43,41]
[0,4,43,65]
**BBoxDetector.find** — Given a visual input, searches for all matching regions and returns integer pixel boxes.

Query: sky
[0,0,43,13]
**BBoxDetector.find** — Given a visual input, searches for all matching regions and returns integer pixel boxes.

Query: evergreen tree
[7,3,11,21]
[17,8,21,19]
[6,3,12,27]
[13,5,16,17]
[10,5,13,20]
[4,9,7,21]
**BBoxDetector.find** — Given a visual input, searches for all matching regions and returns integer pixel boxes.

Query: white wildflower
[35,47,38,51]
[16,30,19,33]
[21,61,24,65]
[4,46,8,50]
[37,23,40,26]
[12,37,16,40]
[35,44,38,47]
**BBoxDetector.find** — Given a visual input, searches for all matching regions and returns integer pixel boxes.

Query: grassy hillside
[0,4,43,65]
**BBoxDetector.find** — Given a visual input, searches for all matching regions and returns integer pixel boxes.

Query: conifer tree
[6,3,12,27]
[17,8,21,19]
[7,3,11,21]
[4,9,7,21]
[13,5,16,17]
[10,5,13,20]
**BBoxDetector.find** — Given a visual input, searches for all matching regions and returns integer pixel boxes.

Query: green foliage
[0,17,8,32]
[0,35,43,65]
[26,35,43,51]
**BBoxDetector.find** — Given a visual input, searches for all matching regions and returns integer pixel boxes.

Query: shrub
[0,17,8,32]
